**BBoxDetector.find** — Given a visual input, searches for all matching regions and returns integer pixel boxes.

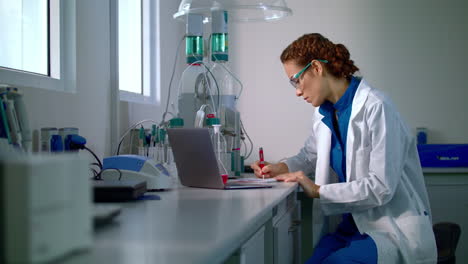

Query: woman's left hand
[275,171,320,199]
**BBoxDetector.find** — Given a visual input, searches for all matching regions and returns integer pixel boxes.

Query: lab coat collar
[349,78,372,122]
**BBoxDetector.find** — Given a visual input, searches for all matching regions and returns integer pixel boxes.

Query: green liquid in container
[186,36,204,64]
[211,33,228,61]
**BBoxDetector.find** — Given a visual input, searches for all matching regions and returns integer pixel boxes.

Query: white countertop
[65,182,297,264]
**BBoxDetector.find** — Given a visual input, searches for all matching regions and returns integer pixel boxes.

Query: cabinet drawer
[240,226,265,264]
[273,209,293,264]
[273,192,296,225]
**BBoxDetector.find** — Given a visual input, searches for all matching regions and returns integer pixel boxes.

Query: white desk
[63,182,298,264]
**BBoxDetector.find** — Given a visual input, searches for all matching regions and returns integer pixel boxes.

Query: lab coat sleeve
[284,127,318,177]
[319,101,406,215]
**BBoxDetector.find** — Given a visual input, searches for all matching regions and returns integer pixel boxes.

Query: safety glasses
[289,59,328,89]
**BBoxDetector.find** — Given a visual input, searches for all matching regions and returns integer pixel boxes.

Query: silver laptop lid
[167,128,224,189]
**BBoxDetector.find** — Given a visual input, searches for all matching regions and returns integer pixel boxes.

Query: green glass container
[169,117,184,128]
[206,117,220,126]
[211,33,228,61]
[186,36,204,64]
[158,129,166,144]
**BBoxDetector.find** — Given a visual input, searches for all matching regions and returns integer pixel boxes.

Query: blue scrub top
[319,76,361,234]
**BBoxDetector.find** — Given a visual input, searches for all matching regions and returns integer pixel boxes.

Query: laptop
[167,128,273,190]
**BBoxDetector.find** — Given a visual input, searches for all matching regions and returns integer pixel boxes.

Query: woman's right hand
[251,161,289,179]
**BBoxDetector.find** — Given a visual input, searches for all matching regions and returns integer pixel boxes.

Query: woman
[252,33,437,263]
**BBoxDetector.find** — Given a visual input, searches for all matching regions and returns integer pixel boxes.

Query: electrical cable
[240,119,254,159]
[115,119,158,155]
[242,139,248,157]
[201,64,221,116]
[98,168,123,181]
[84,146,103,170]
[199,104,216,116]
[201,68,220,116]
[162,35,186,125]
[91,162,102,172]
[128,127,135,155]
[91,168,99,179]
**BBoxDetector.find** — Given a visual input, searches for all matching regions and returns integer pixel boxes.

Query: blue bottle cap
[50,135,64,152]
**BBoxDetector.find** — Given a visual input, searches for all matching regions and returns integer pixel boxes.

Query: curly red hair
[280,33,359,80]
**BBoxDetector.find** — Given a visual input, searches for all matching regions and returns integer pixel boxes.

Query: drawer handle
[292,220,301,226]
[289,221,301,233]
[288,226,298,233]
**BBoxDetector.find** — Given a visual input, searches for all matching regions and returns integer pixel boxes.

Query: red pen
[259,147,265,180]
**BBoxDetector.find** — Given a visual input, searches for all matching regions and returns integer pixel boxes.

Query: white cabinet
[272,192,301,264]
[224,190,301,264]
[274,207,293,264]
[424,172,468,263]
[240,226,265,264]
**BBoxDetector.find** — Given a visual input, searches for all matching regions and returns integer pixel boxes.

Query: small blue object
[145,134,151,146]
[70,134,86,145]
[103,155,148,172]
[137,194,161,201]
[417,131,427,145]
[417,144,468,167]
[50,135,63,152]
[65,134,87,151]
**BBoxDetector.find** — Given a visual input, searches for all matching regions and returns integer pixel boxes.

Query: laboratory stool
[433,222,461,264]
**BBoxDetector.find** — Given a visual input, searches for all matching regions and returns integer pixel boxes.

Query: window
[0,0,76,92]
[0,0,49,75]
[115,0,159,103]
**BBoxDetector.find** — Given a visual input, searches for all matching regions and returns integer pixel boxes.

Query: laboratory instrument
[174,10,244,177]
[177,14,211,128]
[101,155,172,190]
[209,10,243,177]
[165,0,293,179]
[41,127,59,152]
[0,85,32,152]
[417,144,468,167]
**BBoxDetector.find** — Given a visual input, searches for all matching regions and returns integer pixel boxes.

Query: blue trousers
[305,231,378,264]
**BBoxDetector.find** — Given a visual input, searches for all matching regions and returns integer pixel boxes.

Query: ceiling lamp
[173,0,293,23]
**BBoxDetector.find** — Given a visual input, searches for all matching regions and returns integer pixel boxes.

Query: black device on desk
[93,179,147,202]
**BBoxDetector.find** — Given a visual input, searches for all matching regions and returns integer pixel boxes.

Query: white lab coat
[285,79,437,264]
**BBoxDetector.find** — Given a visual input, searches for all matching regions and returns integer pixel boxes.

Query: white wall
[230,0,468,164]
